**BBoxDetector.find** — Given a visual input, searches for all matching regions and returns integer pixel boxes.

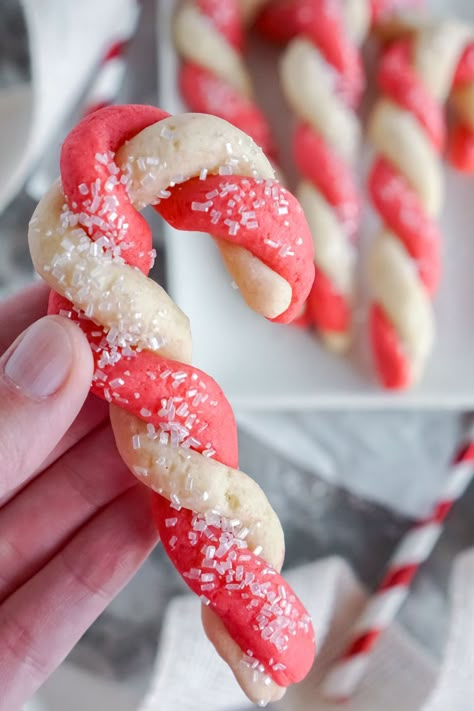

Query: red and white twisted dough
[260,0,369,351]
[175,0,277,160]
[368,21,474,388]
[255,0,419,350]
[28,105,315,705]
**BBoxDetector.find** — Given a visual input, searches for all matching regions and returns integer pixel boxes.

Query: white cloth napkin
[0,0,138,212]
[33,550,474,710]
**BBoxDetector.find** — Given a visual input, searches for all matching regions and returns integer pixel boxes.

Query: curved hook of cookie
[28,106,315,704]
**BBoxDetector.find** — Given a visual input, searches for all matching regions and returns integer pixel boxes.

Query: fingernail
[4,318,73,400]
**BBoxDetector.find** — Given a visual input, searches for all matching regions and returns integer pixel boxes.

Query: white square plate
[158,0,474,409]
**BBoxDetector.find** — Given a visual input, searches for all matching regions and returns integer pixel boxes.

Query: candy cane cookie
[368,21,473,388]
[257,0,422,351]
[278,1,369,352]
[28,105,315,705]
[174,0,277,160]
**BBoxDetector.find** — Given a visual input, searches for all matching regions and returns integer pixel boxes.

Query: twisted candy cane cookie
[175,0,276,159]
[28,105,315,705]
[276,0,369,352]
[256,0,418,351]
[368,22,473,388]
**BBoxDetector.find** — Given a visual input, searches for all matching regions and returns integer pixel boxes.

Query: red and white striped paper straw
[322,434,474,702]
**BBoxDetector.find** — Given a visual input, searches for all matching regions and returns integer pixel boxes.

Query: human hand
[0,282,159,711]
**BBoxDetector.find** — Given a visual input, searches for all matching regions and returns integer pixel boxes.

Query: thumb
[0,315,93,501]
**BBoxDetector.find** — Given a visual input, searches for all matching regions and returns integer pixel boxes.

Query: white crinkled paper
[33,552,474,710]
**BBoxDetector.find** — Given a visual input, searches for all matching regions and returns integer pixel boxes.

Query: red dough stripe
[454,42,474,86]
[179,64,276,159]
[449,42,474,173]
[294,123,360,235]
[60,104,169,274]
[156,175,314,324]
[154,496,315,687]
[258,0,364,105]
[197,0,243,49]
[307,266,350,333]
[370,305,410,389]
[48,105,315,687]
[178,1,275,157]
[369,158,440,295]
[448,123,474,173]
[378,40,445,151]
[300,0,364,106]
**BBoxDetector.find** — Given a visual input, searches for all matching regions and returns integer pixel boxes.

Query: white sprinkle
[264,238,279,248]
[200,595,211,606]
[279,244,295,258]
[201,583,215,591]
[146,423,156,438]
[185,568,200,580]
[253,545,263,556]
[206,545,216,559]
[165,517,178,528]
[171,493,181,508]
[132,465,148,477]
[191,200,213,212]
[160,126,174,140]
[172,371,188,381]
[140,408,152,417]
[201,573,215,583]
[169,536,178,548]
[132,435,141,450]
[109,378,125,388]
[200,168,208,180]
[78,183,89,195]
[95,152,108,165]
[176,402,189,417]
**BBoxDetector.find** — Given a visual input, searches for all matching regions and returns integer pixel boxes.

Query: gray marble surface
[0,2,472,708]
